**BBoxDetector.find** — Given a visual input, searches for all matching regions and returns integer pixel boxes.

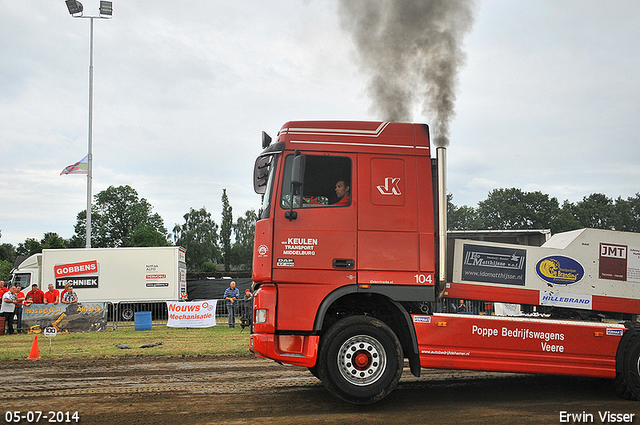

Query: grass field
[0,324,252,360]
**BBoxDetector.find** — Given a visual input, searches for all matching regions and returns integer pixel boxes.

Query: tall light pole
[65,1,112,248]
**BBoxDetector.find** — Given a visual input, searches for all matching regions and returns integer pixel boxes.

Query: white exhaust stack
[436,146,447,296]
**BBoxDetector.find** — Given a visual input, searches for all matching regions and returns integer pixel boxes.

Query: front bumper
[250,333,319,368]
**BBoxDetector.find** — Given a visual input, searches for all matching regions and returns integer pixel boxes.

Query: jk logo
[377,177,402,195]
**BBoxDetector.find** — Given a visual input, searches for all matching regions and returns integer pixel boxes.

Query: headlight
[255,309,267,323]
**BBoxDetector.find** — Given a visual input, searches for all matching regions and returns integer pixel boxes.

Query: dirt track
[1,355,639,425]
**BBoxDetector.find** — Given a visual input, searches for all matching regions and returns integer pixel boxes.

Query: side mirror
[253,156,271,194]
[286,152,305,221]
[262,131,272,149]
[291,154,306,187]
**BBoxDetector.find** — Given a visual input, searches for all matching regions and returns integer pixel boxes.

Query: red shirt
[15,291,25,307]
[26,289,45,304]
[44,289,60,304]
[333,195,351,206]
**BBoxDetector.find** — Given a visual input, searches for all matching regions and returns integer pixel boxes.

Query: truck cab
[250,121,447,402]
[10,253,42,289]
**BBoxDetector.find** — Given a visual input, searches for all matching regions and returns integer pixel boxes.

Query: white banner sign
[166,300,217,328]
[539,291,592,310]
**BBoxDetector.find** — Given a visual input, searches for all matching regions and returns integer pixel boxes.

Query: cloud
[1,1,640,246]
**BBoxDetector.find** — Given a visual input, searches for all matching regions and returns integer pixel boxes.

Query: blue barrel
[134,311,152,331]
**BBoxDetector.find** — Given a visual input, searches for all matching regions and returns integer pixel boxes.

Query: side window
[281,155,352,209]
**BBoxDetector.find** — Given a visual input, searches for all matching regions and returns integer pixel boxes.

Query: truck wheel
[615,329,640,400]
[307,365,320,379]
[317,316,403,404]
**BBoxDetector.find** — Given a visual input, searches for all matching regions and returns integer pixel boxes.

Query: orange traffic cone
[26,335,41,360]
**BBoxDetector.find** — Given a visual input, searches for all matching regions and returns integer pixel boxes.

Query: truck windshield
[257,154,278,220]
[12,273,31,288]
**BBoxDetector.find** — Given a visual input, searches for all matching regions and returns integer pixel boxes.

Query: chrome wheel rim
[337,335,387,386]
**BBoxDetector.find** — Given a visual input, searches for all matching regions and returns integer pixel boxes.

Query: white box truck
[11,247,187,320]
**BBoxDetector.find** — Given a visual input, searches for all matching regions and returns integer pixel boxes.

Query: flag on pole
[60,155,88,176]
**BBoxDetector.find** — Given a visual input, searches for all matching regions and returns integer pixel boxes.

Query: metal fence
[108,299,254,330]
[432,298,496,315]
[432,298,555,317]
[106,297,511,330]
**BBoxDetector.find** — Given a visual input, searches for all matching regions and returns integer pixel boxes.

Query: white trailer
[447,228,640,318]
[11,247,187,319]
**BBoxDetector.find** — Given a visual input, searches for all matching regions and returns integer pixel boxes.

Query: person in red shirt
[0,280,8,297]
[14,287,26,333]
[26,284,45,304]
[304,179,351,206]
[332,180,351,206]
[43,283,61,304]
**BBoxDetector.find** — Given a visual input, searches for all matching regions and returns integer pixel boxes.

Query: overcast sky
[1,1,639,247]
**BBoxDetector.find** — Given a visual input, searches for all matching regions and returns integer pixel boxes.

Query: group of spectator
[0,280,79,335]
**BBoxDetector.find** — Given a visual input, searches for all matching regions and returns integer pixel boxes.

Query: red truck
[249,120,640,404]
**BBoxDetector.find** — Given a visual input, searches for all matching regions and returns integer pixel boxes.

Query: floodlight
[65,0,83,16]
[99,1,113,17]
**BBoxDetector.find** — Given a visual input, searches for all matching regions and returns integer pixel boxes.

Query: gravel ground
[1,355,639,425]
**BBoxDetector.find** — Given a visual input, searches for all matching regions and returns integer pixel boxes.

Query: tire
[307,365,320,379]
[317,316,403,404]
[615,328,640,400]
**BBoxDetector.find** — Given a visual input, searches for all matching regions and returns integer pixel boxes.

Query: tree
[0,243,17,265]
[220,189,233,272]
[73,185,168,247]
[231,209,257,269]
[41,232,68,249]
[17,238,42,257]
[123,225,172,247]
[624,193,640,233]
[610,194,640,233]
[16,232,70,257]
[0,260,12,281]
[69,210,88,248]
[554,200,580,233]
[173,207,219,272]
[447,189,640,234]
[571,193,615,230]
[477,188,564,232]
[447,194,482,230]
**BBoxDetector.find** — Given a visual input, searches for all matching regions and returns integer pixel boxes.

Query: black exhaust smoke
[338,0,476,147]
